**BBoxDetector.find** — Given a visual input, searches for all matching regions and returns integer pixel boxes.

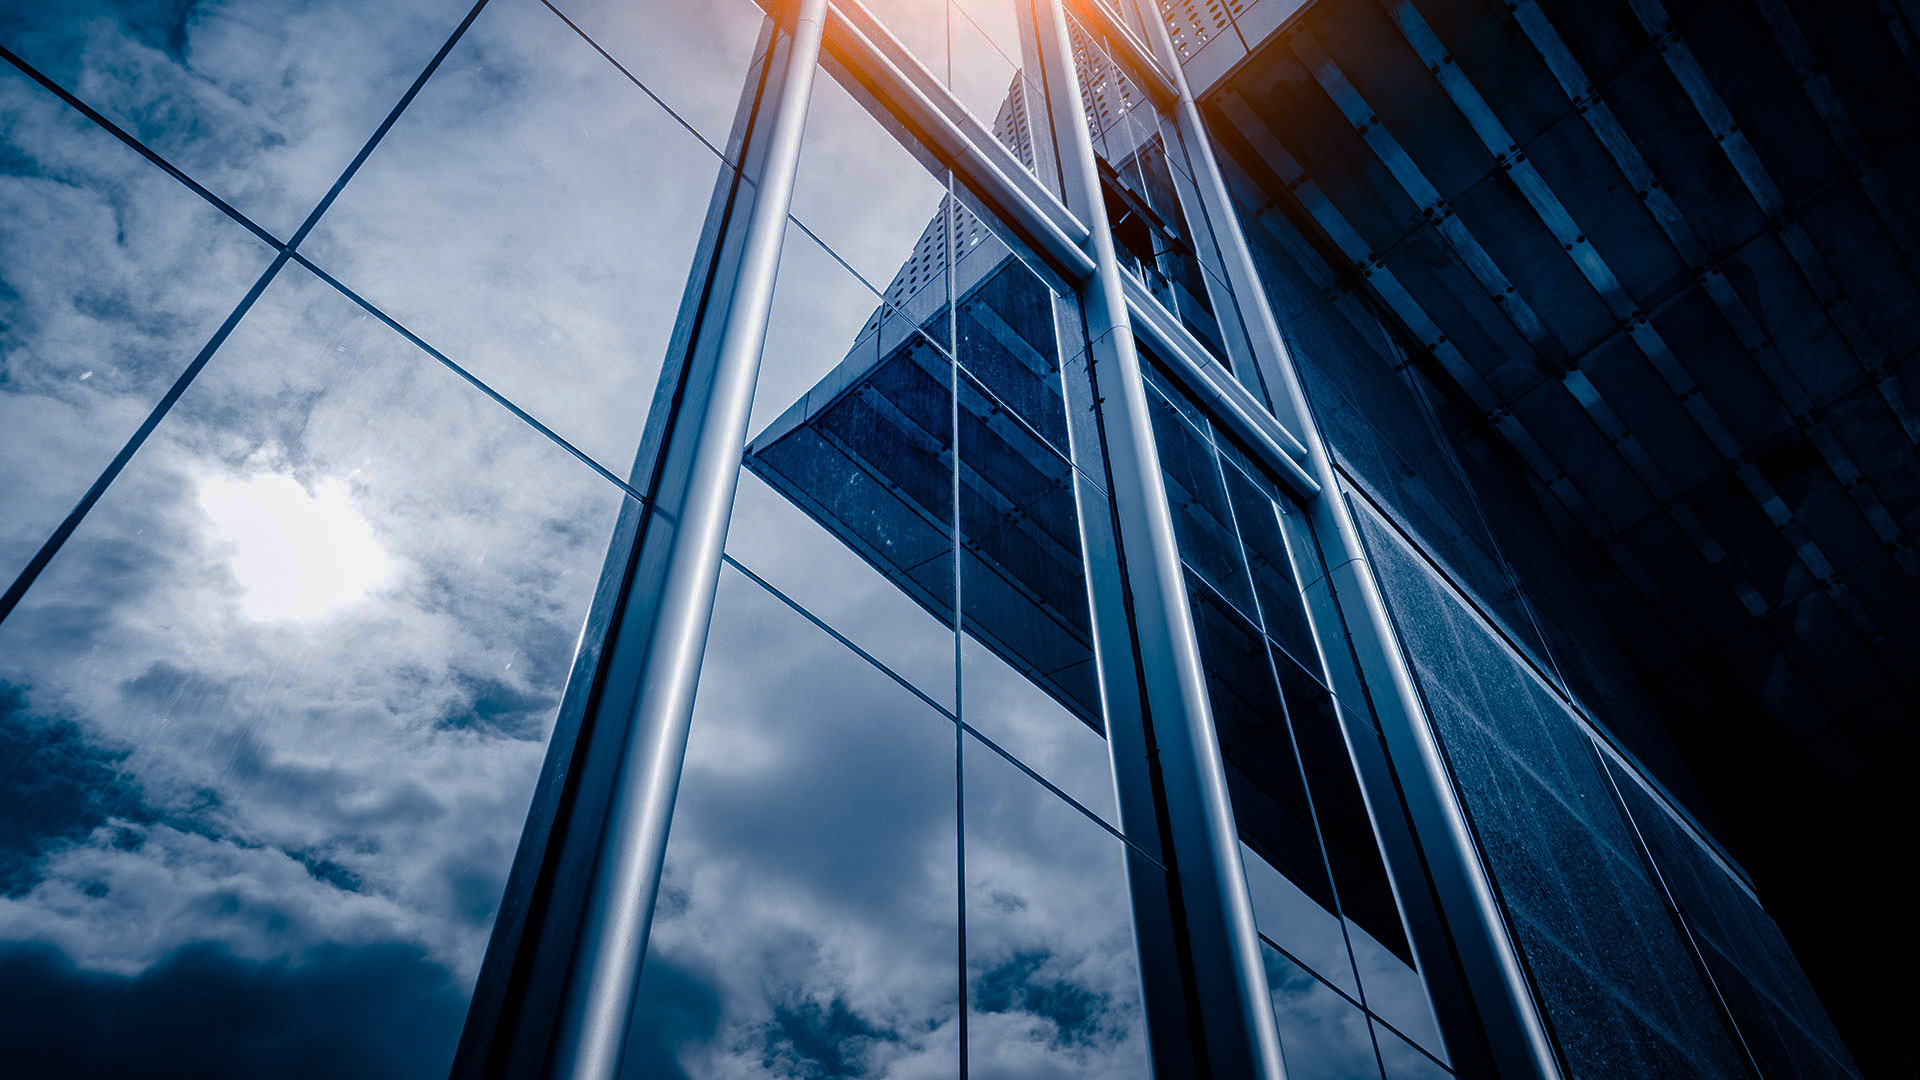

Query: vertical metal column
[1033,3,1287,1076]
[1116,4,1564,1078]
[525,2,827,1077]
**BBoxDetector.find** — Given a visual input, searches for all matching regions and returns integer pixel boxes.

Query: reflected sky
[0,60,276,589]
[301,0,766,474]
[629,565,961,1079]
[963,731,1150,1078]
[0,262,629,1074]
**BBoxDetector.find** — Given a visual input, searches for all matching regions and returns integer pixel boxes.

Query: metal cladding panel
[1520,113,1691,302]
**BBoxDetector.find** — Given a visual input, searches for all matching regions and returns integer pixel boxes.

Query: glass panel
[1219,446,1322,673]
[1241,841,1356,997]
[1188,572,1342,949]
[628,564,960,1077]
[1376,1021,1454,1080]
[737,223,957,709]
[302,0,765,475]
[1280,645,1445,1060]
[741,63,961,709]
[0,0,480,236]
[1606,758,1862,1080]
[1263,943,1384,1080]
[962,731,1150,1079]
[1066,11,1151,187]
[787,63,952,297]
[956,257,1111,818]
[0,65,276,590]
[961,629,1114,825]
[542,0,769,152]
[1146,374,1256,616]
[954,219,1071,454]
[0,263,627,1075]
[1355,504,1752,1080]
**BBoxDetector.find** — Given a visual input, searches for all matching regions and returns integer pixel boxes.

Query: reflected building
[0,1,1905,1079]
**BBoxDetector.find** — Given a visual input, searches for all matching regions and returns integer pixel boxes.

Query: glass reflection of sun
[197,470,398,622]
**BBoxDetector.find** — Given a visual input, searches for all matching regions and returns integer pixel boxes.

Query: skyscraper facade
[0,0,1895,1078]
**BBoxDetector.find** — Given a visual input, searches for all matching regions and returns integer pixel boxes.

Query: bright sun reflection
[197,471,398,622]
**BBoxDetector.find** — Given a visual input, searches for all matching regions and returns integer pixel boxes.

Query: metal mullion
[1124,2,1565,1078]
[1203,405,1378,1034]
[1034,1,1289,1076]
[458,5,829,1076]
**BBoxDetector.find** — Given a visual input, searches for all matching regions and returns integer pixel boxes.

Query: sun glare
[197,471,398,622]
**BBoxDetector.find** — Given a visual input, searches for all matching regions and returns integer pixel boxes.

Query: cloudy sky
[0,0,1161,1076]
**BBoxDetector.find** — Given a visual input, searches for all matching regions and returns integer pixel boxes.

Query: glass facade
[0,2,1860,1079]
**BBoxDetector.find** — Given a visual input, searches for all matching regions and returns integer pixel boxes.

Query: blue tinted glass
[302,0,765,474]
[629,565,960,1077]
[1241,842,1356,997]
[1189,574,1325,904]
[0,264,627,1075]
[742,202,957,709]
[962,731,1149,1078]
[1276,646,1447,1060]
[1263,943,1384,1080]
[1147,382,1256,616]
[1,0,477,237]
[1375,1021,1453,1080]
[957,352,1113,819]
[956,239,1072,454]
[0,65,276,590]
[1224,458,1321,672]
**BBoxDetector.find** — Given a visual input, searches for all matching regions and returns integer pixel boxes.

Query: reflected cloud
[196,466,400,622]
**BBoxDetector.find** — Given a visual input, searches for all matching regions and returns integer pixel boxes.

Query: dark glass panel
[956,331,1110,815]
[0,0,478,236]
[1187,575,1331,920]
[1222,458,1321,673]
[1146,378,1255,616]
[0,263,627,1075]
[0,65,275,590]
[1263,943,1384,1080]
[1607,759,1862,1080]
[1278,648,1448,1059]
[962,731,1150,1079]
[955,241,1071,454]
[1356,504,1750,1080]
[628,565,960,1077]
[303,0,764,476]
